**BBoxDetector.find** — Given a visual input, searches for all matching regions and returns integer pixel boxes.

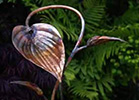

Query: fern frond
[114,6,139,26]
[70,80,98,100]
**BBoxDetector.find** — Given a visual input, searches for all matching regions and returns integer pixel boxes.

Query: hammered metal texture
[12,23,65,82]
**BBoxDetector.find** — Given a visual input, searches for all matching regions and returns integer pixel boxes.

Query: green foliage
[8,0,16,3]
[70,80,98,100]
[4,0,139,100]
[114,5,139,26]
[109,24,139,85]
[0,0,3,4]
[81,0,106,32]
[63,1,139,100]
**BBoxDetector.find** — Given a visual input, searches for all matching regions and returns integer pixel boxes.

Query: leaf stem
[25,5,85,100]
[51,80,59,100]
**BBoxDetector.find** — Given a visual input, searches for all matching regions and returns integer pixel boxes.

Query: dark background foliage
[0,0,139,100]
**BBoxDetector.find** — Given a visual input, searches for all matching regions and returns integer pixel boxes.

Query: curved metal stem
[64,45,87,67]
[59,82,63,100]
[51,80,59,100]
[25,5,85,100]
[25,5,85,68]
[76,45,87,52]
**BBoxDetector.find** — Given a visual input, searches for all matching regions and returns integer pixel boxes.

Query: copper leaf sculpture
[11,5,126,100]
[12,23,65,82]
[12,5,85,100]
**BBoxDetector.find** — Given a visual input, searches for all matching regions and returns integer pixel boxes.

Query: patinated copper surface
[11,5,125,100]
[12,23,65,82]
[12,5,85,83]
[87,36,126,46]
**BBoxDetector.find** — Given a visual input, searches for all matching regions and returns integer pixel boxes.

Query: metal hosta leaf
[12,23,65,82]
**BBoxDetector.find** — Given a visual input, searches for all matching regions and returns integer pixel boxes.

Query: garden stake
[12,5,84,100]
[11,5,126,100]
